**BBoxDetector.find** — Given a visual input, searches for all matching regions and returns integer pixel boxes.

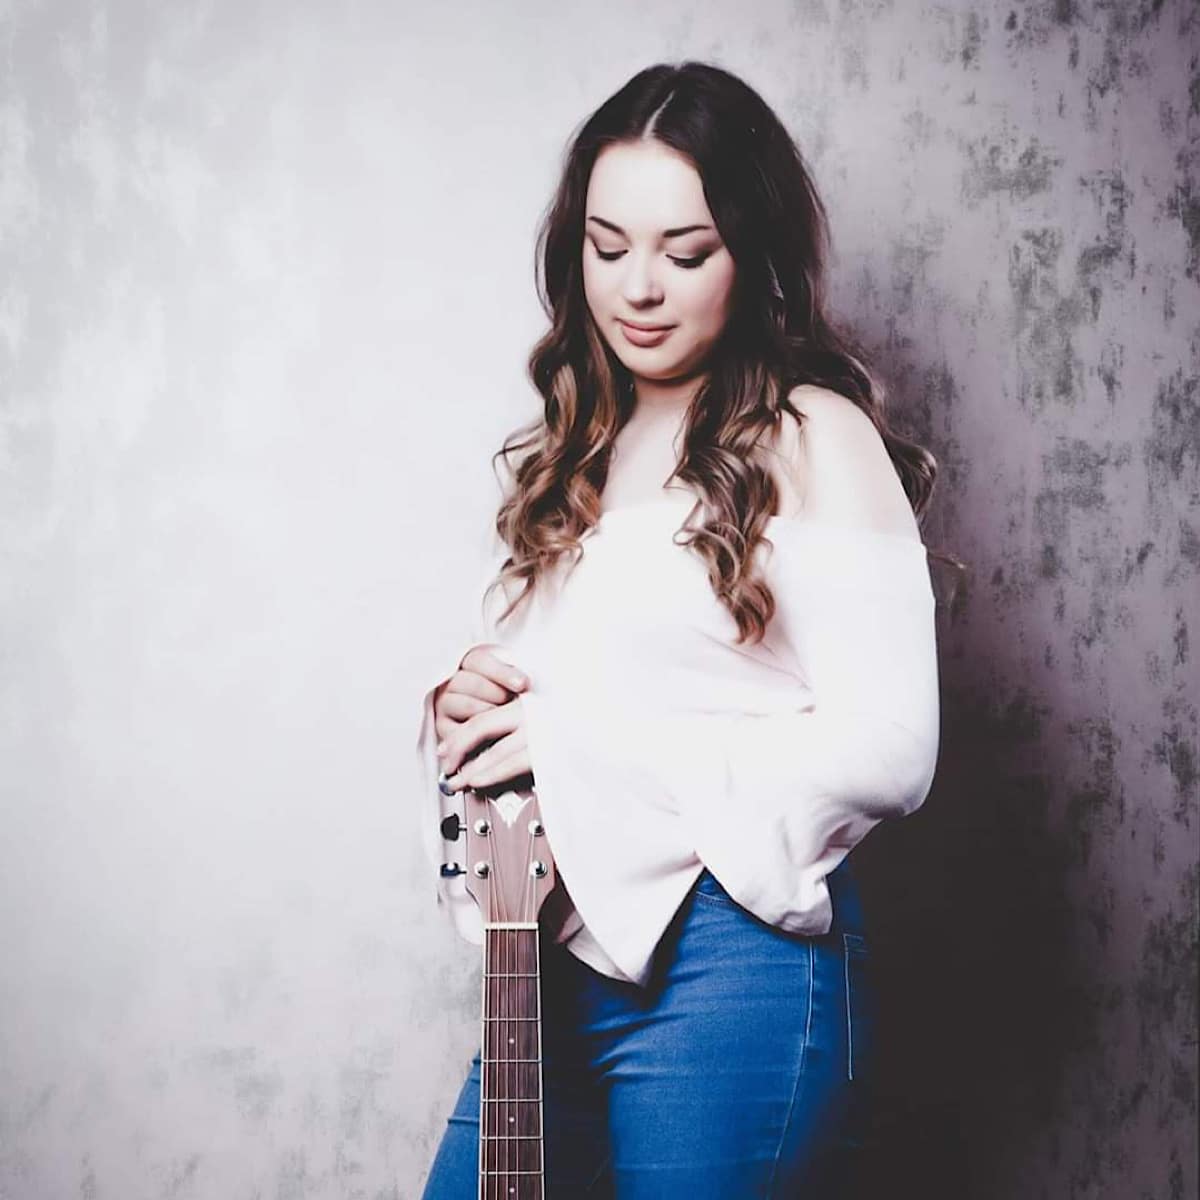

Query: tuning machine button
[440,862,464,878]
[440,814,463,841]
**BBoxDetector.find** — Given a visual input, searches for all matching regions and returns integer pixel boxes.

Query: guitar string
[505,822,526,1193]
[511,825,540,1195]
[491,808,514,1195]
[479,858,488,1200]
[484,791,501,1199]
[490,797,500,1200]
[522,827,534,1192]
[472,789,480,1199]
[529,833,543,1197]
[526,828,541,1193]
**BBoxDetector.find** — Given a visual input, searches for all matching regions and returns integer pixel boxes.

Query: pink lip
[619,319,674,346]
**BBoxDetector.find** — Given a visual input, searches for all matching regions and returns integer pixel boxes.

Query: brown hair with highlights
[485,60,965,644]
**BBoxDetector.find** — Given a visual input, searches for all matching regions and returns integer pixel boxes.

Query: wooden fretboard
[480,925,543,1199]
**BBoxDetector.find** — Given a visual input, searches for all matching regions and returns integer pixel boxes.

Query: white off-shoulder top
[413,491,941,988]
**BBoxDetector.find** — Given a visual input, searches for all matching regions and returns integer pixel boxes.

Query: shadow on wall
[852,674,1079,1198]
[847,565,1193,1199]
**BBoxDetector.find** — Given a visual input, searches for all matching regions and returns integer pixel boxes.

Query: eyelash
[594,249,708,270]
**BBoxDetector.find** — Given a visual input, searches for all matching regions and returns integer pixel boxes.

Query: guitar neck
[480,924,544,1199]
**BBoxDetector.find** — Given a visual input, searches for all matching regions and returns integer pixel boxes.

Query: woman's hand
[433,644,528,734]
[433,644,532,792]
[436,693,531,794]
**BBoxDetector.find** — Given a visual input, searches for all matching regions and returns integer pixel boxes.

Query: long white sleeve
[681,520,940,931]
[515,518,940,981]
[412,547,501,935]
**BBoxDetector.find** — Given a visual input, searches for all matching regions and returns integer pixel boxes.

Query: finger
[449,735,530,790]
[459,646,530,694]
[433,709,485,748]
[444,668,511,707]
[435,690,498,728]
[446,730,518,787]
[439,701,522,775]
[433,670,514,740]
[468,749,532,791]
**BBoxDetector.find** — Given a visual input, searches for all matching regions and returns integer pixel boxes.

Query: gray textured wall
[0,2,1195,1197]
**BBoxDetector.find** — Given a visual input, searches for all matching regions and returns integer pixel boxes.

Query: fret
[483,971,539,977]
[483,1026,541,1060]
[482,1106,543,1138]
[483,1015,540,1021]
[482,969,540,1008]
[480,1137,547,1176]
[481,1130,544,1172]
[482,1057,540,1063]
[480,1095,542,1103]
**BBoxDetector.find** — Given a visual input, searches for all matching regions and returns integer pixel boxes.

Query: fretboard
[480,925,544,1199]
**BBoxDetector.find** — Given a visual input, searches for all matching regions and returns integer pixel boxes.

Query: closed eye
[594,249,709,269]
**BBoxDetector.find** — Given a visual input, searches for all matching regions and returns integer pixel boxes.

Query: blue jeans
[421,858,876,1198]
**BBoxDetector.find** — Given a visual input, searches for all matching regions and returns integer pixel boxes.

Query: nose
[620,250,664,308]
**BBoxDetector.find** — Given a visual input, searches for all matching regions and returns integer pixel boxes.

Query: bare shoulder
[766,384,920,540]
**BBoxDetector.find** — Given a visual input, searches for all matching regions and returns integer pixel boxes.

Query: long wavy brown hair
[485,60,965,645]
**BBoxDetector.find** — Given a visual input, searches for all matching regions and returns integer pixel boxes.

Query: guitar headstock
[439,782,558,925]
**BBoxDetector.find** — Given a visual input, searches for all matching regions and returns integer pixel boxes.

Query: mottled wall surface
[0,1,1195,1198]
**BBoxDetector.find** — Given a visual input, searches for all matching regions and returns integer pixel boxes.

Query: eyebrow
[586,215,713,239]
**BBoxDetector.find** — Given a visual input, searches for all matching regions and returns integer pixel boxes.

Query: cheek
[679,266,736,329]
[582,255,609,313]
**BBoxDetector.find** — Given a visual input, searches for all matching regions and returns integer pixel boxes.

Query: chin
[620,358,681,379]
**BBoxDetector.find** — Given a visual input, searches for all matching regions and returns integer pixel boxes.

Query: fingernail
[509,673,527,688]
[436,741,446,754]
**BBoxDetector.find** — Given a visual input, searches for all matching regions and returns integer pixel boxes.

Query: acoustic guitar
[438,772,559,1199]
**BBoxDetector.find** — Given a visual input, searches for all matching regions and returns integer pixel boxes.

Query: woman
[416,60,954,1197]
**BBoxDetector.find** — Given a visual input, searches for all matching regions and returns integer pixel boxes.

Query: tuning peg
[437,770,458,797]
[440,813,463,841]
[440,862,465,878]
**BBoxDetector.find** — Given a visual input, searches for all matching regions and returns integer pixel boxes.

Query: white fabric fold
[518,689,707,986]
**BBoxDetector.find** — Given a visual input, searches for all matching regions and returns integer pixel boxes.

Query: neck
[480,925,544,1197]
[630,371,705,418]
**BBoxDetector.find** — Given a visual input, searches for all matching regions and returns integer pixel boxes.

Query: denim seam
[842,934,867,1083]
[844,934,854,1082]
[766,939,813,1199]
[583,1150,612,1194]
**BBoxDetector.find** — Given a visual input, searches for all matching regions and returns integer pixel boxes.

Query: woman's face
[582,139,737,387]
